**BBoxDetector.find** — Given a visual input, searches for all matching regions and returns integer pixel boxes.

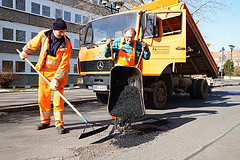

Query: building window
[31,62,37,72]
[16,0,25,11]
[75,14,81,23]
[42,5,50,17]
[74,39,80,49]
[15,61,25,72]
[31,2,40,15]
[74,64,78,73]
[2,0,13,8]
[55,9,62,18]
[64,11,71,21]
[16,30,26,42]
[83,16,89,24]
[2,61,13,72]
[92,0,98,5]
[31,32,38,39]
[3,27,13,40]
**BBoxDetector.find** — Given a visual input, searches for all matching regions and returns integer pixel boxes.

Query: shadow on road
[162,91,239,110]
[91,108,217,148]
[0,90,231,149]
[109,116,196,148]
[63,119,112,131]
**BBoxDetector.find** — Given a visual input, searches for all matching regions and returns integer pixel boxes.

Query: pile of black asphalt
[110,85,143,125]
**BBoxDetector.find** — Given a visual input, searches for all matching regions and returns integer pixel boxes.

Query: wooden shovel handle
[135,48,144,68]
[110,43,115,65]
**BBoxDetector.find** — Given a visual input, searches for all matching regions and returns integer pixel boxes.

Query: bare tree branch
[182,0,230,22]
[191,0,212,15]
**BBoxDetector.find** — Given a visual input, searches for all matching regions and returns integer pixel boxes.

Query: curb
[0,97,98,112]
[213,83,240,88]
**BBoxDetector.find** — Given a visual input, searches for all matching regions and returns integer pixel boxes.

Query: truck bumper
[78,75,110,91]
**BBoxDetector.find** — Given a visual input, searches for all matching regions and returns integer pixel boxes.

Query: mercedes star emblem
[97,61,104,70]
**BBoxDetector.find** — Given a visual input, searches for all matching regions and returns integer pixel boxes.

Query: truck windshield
[84,12,138,45]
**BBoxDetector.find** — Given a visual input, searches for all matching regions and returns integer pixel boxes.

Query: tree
[223,59,234,76]
[180,0,229,22]
[0,69,18,88]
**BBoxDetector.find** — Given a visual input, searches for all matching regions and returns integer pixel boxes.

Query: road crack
[184,122,240,160]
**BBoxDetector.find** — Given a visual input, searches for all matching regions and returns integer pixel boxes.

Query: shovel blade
[79,125,109,139]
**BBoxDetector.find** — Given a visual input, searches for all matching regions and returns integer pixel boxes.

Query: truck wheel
[96,93,108,104]
[195,79,209,99]
[153,80,167,109]
[189,79,197,99]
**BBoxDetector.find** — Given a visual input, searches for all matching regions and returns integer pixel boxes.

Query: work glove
[106,39,114,48]
[19,51,28,60]
[50,78,58,90]
[141,41,149,51]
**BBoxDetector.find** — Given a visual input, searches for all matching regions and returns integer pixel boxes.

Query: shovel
[16,49,109,139]
[107,47,145,129]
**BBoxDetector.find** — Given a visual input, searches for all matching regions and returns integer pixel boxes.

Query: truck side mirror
[153,14,157,26]
[141,13,147,32]
[141,13,147,39]
[79,25,86,46]
[153,14,157,37]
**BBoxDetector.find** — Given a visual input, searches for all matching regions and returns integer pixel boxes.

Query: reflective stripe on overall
[116,38,136,66]
[38,35,69,127]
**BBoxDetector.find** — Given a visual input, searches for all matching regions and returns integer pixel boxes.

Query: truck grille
[80,60,113,72]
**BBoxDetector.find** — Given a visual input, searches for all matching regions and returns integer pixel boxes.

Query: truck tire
[152,80,167,109]
[96,93,108,104]
[189,79,197,99]
[195,79,209,99]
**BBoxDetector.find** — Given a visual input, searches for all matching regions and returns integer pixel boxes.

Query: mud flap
[107,66,145,123]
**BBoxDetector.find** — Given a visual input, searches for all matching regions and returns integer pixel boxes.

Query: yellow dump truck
[77,0,218,109]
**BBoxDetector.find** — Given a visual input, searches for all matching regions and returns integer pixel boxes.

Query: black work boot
[36,123,50,130]
[57,126,66,134]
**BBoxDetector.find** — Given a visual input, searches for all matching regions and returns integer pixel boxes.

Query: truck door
[142,11,187,75]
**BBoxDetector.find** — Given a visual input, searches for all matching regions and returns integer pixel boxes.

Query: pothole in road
[111,119,170,148]
[71,119,171,159]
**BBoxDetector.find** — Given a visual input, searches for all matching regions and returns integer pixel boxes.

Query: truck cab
[77,0,218,108]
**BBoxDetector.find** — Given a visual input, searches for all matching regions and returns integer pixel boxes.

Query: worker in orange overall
[104,27,150,66]
[19,18,72,134]
[104,27,151,120]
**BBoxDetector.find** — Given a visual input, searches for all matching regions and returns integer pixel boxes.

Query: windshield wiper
[86,43,99,49]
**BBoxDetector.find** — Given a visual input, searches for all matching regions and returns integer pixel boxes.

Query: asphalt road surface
[1,85,240,160]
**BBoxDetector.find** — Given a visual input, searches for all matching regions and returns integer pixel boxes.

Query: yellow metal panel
[131,0,179,11]
[79,45,106,61]
[142,9,187,75]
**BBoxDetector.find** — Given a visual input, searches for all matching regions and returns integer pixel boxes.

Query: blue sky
[194,0,240,52]
[143,0,239,52]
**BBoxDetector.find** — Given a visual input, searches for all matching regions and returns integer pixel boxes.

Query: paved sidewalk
[0,88,97,112]
[212,77,240,87]
[0,78,239,112]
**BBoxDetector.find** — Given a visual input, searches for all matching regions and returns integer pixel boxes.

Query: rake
[16,49,109,139]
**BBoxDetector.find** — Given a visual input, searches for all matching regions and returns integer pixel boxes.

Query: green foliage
[223,59,234,76]
[234,66,240,76]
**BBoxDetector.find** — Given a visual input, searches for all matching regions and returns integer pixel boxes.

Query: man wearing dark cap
[19,18,72,134]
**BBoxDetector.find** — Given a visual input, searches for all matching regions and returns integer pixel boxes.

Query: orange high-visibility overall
[22,30,72,127]
[116,38,136,66]
[111,38,137,120]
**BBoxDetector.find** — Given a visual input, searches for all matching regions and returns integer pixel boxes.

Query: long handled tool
[16,49,109,139]
[110,42,115,65]
[135,47,144,68]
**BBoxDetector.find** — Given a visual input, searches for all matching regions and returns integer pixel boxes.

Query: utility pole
[219,47,225,86]
[229,45,235,80]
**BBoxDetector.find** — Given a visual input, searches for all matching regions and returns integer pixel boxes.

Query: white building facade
[0,0,108,88]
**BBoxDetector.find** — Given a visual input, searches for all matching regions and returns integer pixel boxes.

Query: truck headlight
[78,77,84,84]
